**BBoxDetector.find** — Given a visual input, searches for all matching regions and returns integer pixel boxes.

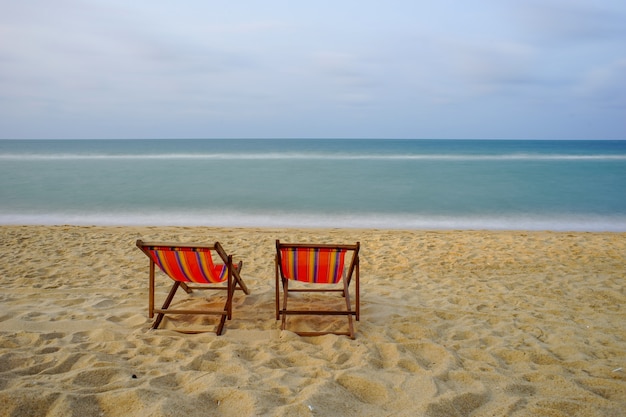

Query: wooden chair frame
[136,240,249,335]
[275,240,360,339]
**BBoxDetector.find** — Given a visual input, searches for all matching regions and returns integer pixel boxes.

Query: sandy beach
[0,225,624,416]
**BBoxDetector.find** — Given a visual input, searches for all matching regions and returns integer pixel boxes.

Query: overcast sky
[1,0,625,140]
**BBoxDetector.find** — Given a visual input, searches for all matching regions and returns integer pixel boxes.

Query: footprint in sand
[403,342,458,374]
[425,392,489,417]
[72,367,125,388]
[93,299,115,309]
[21,311,47,321]
[336,373,389,404]
[106,313,147,326]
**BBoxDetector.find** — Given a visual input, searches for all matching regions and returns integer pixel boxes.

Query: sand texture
[0,225,624,416]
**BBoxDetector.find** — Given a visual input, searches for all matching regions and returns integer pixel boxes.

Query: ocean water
[1,139,625,231]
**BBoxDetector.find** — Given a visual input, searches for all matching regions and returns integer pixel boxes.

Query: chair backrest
[276,242,359,284]
[138,242,228,284]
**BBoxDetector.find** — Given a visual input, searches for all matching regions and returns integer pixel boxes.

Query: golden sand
[0,225,624,416]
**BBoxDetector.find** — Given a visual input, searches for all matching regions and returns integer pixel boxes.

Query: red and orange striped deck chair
[275,240,360,339]
[136,240,249,335]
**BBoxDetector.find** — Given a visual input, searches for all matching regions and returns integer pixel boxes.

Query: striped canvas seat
[137,240,249,335]
[279,247,347,284]
[146,246,229,284]
[275,240,360,339]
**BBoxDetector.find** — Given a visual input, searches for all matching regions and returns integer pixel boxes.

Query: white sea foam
[2,211,625,232]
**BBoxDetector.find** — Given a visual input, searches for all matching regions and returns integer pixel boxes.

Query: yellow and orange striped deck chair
[136,240,249,335]
[275,240,360,339]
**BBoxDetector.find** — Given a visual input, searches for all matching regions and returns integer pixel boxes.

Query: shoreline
[3,215,626,233]
[1,225,625,416]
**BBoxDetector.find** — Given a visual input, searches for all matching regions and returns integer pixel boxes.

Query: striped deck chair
[136,240,249,335]
[275,240,360,339]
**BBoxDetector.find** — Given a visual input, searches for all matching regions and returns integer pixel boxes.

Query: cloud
[517,1,626,44]
[378,34,541,107]
[576,59,626,109]
[0,0,278,122]
[1,1,625,139]
[308,52,378,106]
[448,40,538,92]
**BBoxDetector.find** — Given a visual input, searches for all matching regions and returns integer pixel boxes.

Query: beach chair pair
[136,240,360,338]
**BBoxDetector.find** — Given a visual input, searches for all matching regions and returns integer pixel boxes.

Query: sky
[1,0,625,140]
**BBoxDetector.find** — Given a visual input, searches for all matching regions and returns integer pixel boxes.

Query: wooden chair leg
[343,278,355,339]
[355,261,360,321]
[226,263,234,320]
[275,258,281,320]
[180,282,193,294]
[216,310,228,336]
[218,259,234,334]
[281,279,289,330]
[152,281,181,329]
[149,261,155,318]
[234,261,249,295]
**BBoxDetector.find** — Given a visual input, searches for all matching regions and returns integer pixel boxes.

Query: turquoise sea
[1,139,625,231]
